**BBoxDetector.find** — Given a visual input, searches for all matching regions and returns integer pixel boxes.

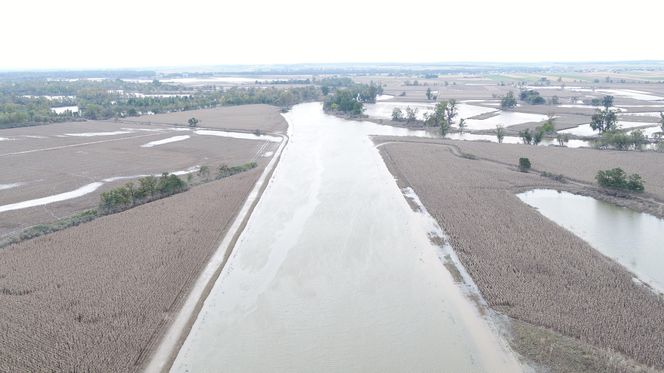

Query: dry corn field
[0,168,262,372]
[377,139,664,370]
[449,140,664,201]
[121,104,288,133]
[0,104,282,237]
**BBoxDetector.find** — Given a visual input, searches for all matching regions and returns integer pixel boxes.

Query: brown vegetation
[0,106,283,237]
[0,168,262,372]
[122,104,288,133]
[448,140,664,200]
[377,138,664,371]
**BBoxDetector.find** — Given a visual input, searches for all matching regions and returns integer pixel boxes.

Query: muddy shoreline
[144,131,289,372]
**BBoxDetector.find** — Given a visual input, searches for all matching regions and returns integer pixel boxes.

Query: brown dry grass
[0,168,262,372]
[378,139,664,371]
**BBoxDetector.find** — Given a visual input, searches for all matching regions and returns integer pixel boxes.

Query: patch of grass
[541,171,566,183]
[1,210,98,249]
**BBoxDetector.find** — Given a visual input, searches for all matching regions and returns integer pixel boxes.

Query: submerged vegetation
[519,89,545,105]
[594,129,648,151]
[590,96,618,133]
[500,91,517,110]
[322,82,382,115]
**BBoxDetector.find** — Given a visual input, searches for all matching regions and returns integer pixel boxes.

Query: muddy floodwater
[171,103,520,372]
[518,189,664,293]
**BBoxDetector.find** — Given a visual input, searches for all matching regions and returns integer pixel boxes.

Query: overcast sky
[3,0,663,70]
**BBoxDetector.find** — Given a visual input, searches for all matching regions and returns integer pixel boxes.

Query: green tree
[556,133,570,146]
[157,173,187,196]
[405,106,418,124]
[541,114,556,134]
[590,108,618,133]
[501,91,517,110]
[426,87,432,100]
[188,117,199,127]
[602,95,614,109]
[630,129,646,150]
[431,101,451,134]
[445,99,458,128]
[392,107,404,121]
[137,176,158,198]
[596,168,644,192]
[458,118,466,134]
[519,90,545,105]
[596,130,631,150]
[519,158,531,172]
[519,129,533,145]
[323,89,363,115]
[496,125,505,143]
[321,86,330,96]
[198,165,210,180]
[533,127,544,145]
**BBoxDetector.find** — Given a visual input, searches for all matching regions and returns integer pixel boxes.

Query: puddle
[141,135,191,148]
[64,131,132,137]
[195,129,282,142]
[51,106,80,114]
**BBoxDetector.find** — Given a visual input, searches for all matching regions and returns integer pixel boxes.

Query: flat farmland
[448,140,664,201]
[0,106,283,237]
[0,104,286,371]
[377,138,664,371]
[0,168,263,372]
[356,75,664,134]
[121,104,288,133]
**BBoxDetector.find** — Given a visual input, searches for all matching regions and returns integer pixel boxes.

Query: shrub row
[99,173,188,214]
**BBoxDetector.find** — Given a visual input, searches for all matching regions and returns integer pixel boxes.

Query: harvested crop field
[376,138,664,371]
[0,167,263,372]
[121,104,288,133]
[446,140,664,201]
[0,106,283,237]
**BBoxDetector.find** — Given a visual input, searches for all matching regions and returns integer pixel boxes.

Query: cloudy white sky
[2,0,663,70]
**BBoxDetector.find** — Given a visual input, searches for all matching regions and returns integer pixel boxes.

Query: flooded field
[363,101,548,130]
[560,121,660,137]
[445,132,589,148]
[50,105,79,114]
[363,101,496,121]
[518,189,664,292]
[171,103,520,372]
[0,106,285,237]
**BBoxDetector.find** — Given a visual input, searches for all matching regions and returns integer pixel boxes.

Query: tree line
[0,79,322,127]
[322,82,383,115]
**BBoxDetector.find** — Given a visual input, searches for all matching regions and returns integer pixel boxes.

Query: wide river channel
[171,103,521,372]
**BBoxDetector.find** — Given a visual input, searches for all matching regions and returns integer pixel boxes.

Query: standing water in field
[518,189,664,293]
[170,103,521,372]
